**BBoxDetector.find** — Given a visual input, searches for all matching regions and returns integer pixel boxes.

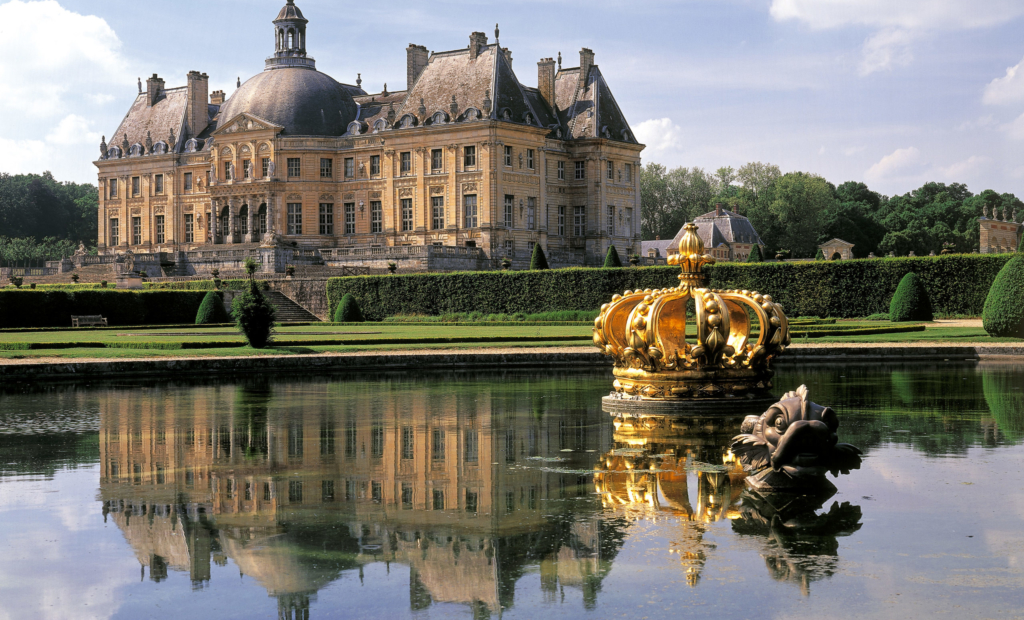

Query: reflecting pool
[1,363,1023,619]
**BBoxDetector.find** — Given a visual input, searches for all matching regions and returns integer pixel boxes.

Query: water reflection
[96,375,624,617]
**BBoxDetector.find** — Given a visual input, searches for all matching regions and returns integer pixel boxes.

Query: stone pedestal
[744,468,837,494]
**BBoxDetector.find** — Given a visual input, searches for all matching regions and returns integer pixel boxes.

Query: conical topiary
[530,243,549,270]
[982,255,1024,337]
[889,272,933,322]
[335,293,364,322]
[814,248,825,261]
[603,245,622,268]
[195,290,230,324]
[747,245,763,263]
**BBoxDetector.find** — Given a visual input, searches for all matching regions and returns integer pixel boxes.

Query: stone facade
[979,210,1021,254]
[819,238,854,260]
[93,1,643,273]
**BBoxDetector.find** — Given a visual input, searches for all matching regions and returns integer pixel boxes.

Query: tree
[982,255,1024,337]
[232,259,276,348]
[747,245,763,263]
[195,291,230,324]
[334,293,364,322]
[0,172,97,242]
[749,172,834,258]
[889,272,933,322]
[815,248,824,260]
[640,163,717,240]
[603,246,623,267]
[530,243,549,270]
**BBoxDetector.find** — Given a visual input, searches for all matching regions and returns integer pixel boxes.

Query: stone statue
[99,136,107,158]
[168,127,176,148]
[74,242,87,257]
[731,385,862,492]
[983,204,990,218]
[267,160,276,177]
[145,131,153,154]
[1014,209,1020,223]
[138,77,142,94]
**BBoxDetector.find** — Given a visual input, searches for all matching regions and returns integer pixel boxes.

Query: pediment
[211,113,283,136]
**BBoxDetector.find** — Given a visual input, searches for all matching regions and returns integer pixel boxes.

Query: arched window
[346,121,363,135]
[431,111,448,125]
[372,119,387,133]
[184,139,198,153]
[129,143,143,157]
[398,114,416,129]
[288,30,294,49]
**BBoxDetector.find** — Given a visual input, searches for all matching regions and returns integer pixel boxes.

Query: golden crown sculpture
[593,222,790,400]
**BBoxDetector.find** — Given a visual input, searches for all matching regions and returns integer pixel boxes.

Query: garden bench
[71,315,108,327]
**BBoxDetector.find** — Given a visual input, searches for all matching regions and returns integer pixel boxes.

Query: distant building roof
[641,239,675,257]
[667,206,763,250]
[819,238,854,248]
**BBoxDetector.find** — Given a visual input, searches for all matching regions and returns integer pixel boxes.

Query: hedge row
[144,279,269,291]
[326,254,1013,321]
[0,290,209,328]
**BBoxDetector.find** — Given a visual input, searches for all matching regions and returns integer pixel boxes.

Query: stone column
[209,199,218,245]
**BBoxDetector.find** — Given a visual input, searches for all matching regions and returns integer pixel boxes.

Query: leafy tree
[232,259,275,348]
[0,172,97,242]
[749,172,833,258]
[530,243,549,270]
[640,163,716,240]
[603,245,623,268]
[815,248,824,260]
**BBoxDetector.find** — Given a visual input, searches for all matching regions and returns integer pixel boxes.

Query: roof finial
[137,77,142,94]
[557,52,561,69]
[382,82,388,96]
[356,73,362,88]
[236,77,241,89]
[495,23,499,44]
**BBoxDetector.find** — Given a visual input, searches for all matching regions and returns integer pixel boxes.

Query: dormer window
[184,139,198,153]
[431,111,447,125]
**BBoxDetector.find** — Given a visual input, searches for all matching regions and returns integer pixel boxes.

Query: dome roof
[217,68,357,136]
[276,0,305,21]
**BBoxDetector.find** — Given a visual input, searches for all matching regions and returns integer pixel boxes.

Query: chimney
[469,32,488,60]
[503,47,512,68]
[210,90,225,105]
[407,44,428,89]
[537,57,556,107]
[579,48,594,90]
[186,71,209,138]
[146,74,165,107]
[715,202,722,216]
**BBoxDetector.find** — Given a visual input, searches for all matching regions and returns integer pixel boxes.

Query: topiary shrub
[530,244,549,270]
[982,254,1024,337]
[746,245,763,263]
[232,279,276,348]
[335,293,364,322]
[603,246,622,268]
[814,248,825,261]
[889,272,933,322]
[195,290,230,324]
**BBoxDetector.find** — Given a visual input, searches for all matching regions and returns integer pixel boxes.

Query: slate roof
[819,238,854,247]
[217,68,361,136]
[681,208,764,248]
[554,66,636,142]
[641,239,675,257]
[109,87,189,155]
[275,0,305,21]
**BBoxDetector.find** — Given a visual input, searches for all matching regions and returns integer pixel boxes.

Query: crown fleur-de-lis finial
[668,222,714,287]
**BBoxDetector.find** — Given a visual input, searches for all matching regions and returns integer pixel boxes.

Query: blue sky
[3,0,1024,198]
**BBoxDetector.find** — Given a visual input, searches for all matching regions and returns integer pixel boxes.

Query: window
[526,149,534,169]
[557,161,564,180]
[464,145,476,168]
[607,161,614,180]
[573,206,586,237]
[625,163,633,183]
[154,174,163,194]
[240,208,248,235]
[401,483,413,507]
[400,151,411,174]
[109,219,119,245]
[371,423,384,458]
[504,239,514,257]
[401,426,414,460]
[466,490,478,513]
[431,148,443,171]
[432,429,446,461]
[575,161,585,180]
[206,171,211,187]
[243,160,252,179]
[371,481,382,503]
[625,207,633,235]
[131,216,141,245]
[464,195,477,228]
[527,197,535,230]
[319,203,334,235]
[263,482,272,501]
[288,423,303,458]
[288,480,302,503]
[322,480,335,502]
[108,178,118,198]
[344,203,355,234]
[504,195,514,228]
[321,158,333,179]
[370,201,382,233]
[433,489,445,510]
[287,157,301,177]
[223,162,232,182]
[504,145,513,166]
[258,207,267,235]
[431,196,444,229]
[608,205,615,236]
[262,157,271,178]
[132,176,140,196]
[287,203,302,234]
[183,172,192,191]
[320,421,335,455]
[370,155,380,176]
[155,215,165,243]
[184,214,194,242]
[464,430,478,463]
[344,157,354,178]
[558,206,565,236]
[401,198,413,231]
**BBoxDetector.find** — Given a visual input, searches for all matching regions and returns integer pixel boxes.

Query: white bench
[71,315,108,327]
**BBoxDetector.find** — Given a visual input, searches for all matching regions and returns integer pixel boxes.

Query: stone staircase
[264,291,319,323]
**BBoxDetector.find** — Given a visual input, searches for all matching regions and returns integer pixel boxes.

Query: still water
[0,364,1023,619]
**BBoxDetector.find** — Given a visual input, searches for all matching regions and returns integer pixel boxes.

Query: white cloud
[44,114,101,146]
[1006,112,1024,140]
[633,118,684,154]
[770,0,1024,75]
[938,155,990,178]
[0,0,131,118]
[865,146,922,183]
[0,114,103,179]
[983,56,1024,105]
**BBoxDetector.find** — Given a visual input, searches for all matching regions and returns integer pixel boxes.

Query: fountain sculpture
[593,222,790,410]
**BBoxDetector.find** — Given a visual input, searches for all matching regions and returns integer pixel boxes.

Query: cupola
[266,0,316,70]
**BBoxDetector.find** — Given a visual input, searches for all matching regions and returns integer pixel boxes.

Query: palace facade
[94,0,643,273]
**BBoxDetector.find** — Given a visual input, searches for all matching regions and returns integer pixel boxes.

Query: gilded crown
[593,222,790,400]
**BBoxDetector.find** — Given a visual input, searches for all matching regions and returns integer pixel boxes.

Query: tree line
[0,172,98,265]
[640,162,1023,258]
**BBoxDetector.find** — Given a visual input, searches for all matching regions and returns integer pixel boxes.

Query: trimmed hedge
[326,254,1013,321]
[335,293,364,322]
[195,291,230,325]
[982,255,1024,337]
[889,272,933,322]
[603,246,622,268]
[0,290,208,328]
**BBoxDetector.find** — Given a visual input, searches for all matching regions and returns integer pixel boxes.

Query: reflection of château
[98,377,623,617]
